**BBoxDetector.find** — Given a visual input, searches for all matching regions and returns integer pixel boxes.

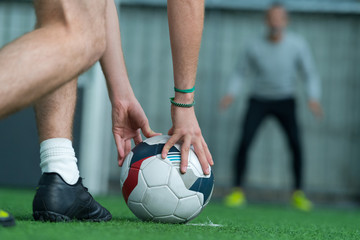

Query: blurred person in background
[0,0,212,223]
[220,2,322,211]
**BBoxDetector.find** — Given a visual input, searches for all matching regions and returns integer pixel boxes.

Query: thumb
[141,121,161,138]
[168,127,174,135]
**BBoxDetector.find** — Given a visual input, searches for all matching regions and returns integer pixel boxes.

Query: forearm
[100,0,134,104]
[163,1,213,174]
[167,0,204,102]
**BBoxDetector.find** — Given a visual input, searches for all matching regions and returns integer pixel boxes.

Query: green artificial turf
[1,188,360,240]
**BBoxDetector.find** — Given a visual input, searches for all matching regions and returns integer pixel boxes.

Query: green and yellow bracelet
[170,97,195,108]
[174,86,195,93]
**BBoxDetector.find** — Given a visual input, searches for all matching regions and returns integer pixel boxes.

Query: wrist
[110,92,136,109]
[174,92,194,104]
[108,81,136,106]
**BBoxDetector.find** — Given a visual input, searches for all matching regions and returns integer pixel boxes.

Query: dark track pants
[234,97,303,189]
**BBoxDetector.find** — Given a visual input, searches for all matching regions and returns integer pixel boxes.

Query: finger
[202,137,214,166]
[180,136,191,174]
[114,134,125,166]
[193,141,210,175]
[168,127,174,135]
[141,120,161,138]
[133,131,142,145]
[161,134,181,159]
[117,152,123,167]
[125,140,132,157]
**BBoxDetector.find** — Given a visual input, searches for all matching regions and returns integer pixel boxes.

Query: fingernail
[161,154,166,159]
[181,166,187,174]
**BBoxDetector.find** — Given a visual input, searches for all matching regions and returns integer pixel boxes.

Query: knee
[71,16,107,69]
[80,24,107,68]
[36,2,107,70]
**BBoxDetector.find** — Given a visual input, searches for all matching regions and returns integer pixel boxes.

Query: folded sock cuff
[40,138,72,150]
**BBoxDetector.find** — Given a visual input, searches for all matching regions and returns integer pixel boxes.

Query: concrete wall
[117,5,360,197]
[0,1,359,199]
[0,1,98,188]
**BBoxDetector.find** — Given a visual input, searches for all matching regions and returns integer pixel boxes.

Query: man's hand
[219,95,234,110]
[308,100,323,118]
[112,97,160,166]
[165,0,209,175]
[161,105,213,175]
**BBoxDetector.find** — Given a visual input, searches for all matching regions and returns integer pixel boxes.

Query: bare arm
[162,0,213,175]
[100,0,159,165]
[167,0,203,90]
[100,0,132,103]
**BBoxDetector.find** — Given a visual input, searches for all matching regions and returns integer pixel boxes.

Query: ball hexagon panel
[174,195,201,220]
[127,171,147,203]
[196,192,204,205]
[120,152,133,185]
[128,201,153,221]
[153,215,185,224]
[187,207,202,222]
[178,168,199,189]
[152,155,173,168]
[120,167,129,187]
[139,156,155,170]
[142,159,171,187]
[120,135,214,224]
[123,151,133,169]
[143,135,168,145]
[168,168,195,199]
[189,173,214,205]
[188,150,203,176]
[142,186,179,217]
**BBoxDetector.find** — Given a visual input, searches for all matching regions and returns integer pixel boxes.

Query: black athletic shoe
[33,173,112,222]
[0,210,15,227]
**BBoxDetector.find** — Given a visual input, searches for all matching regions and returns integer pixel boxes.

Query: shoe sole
[33,211,112,222]
[0,220,16,227]
[33,211,71,222]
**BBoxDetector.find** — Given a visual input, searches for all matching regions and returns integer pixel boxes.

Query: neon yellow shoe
[224,188,246,207]
[292,190,313,212]
[0,210,15,227]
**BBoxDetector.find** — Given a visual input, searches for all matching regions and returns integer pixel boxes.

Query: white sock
[40,138,80,185]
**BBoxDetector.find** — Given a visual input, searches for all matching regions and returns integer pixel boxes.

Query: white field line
[187,218,223,227]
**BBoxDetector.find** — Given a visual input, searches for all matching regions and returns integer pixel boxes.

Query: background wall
[0,1,96,188]
[116,2,360,199]
[0,0,359,202]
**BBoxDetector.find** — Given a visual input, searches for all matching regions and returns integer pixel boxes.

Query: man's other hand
[308,100,323,118]
[112,97,160,166]
[219,95,234,110]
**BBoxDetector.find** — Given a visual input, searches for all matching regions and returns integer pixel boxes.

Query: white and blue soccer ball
[120,135,214,223]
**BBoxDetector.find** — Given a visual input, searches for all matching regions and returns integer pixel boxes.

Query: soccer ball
[120,135,214,223]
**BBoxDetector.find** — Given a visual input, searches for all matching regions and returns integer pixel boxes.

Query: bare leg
[32,74,112,221]
[0,0,106,119]
[34,78,77,142]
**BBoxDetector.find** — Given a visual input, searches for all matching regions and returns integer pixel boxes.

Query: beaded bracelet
[174,86,195,93]
[170,97,195,108]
